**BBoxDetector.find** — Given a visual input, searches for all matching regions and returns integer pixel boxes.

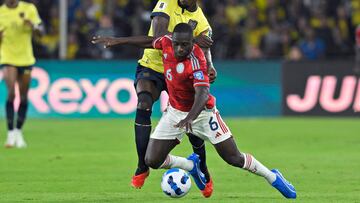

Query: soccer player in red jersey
[93,0,215,194]
[92,23,296,199]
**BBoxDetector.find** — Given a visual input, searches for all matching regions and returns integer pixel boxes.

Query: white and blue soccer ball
[161,168,191,198]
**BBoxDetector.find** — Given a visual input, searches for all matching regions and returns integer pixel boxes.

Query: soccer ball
[161,168,191,198]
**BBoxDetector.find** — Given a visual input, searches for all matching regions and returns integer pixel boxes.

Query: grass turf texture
[0,118,359,203]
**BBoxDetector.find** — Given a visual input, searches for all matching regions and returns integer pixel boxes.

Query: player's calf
[134,91,154,174]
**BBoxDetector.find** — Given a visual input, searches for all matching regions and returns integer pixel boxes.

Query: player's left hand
[91,36,122,48]
[175,118,193,133]
[208,66,217,83]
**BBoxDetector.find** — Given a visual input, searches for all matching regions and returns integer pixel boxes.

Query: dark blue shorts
[134,64,167,92]
[0,64,33,75]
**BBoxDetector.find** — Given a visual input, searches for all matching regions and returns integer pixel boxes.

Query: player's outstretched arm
[91,36,154,48]
[91,15,169,49]
[175,86,209,133]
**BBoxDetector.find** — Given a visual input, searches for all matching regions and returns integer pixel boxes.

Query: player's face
[172,32,194,60]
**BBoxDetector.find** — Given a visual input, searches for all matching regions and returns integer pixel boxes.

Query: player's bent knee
[137,91,154,111]
[224,153,244,168]
[137,101,152,111]
[144,155,162,169]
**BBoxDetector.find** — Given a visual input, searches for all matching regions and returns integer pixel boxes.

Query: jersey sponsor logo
[193,71,204,80]
[176,63,184,73]
[158,2,167,10]
[188,20,198,30]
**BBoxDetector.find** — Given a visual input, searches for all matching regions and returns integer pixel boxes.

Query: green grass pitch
[0,118,359,203]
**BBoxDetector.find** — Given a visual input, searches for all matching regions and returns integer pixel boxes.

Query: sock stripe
[245,154,253,169]
[160,155,171,168]
[135,123,151,127]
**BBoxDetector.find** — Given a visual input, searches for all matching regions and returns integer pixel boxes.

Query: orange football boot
[131,170,150,189]
[201,177,213,198]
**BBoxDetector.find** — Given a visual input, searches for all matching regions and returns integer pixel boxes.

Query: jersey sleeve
[193,9,212,38]
[152,36,164,49]
[152,35,172,50]
[151,0,173,20]
[191,47,209,87]
[28,4,42,26]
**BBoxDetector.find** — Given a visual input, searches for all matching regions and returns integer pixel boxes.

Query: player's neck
[178,0,197,12]
[6,1,19,8]
[175,55,187,61]
[186,3,197,12]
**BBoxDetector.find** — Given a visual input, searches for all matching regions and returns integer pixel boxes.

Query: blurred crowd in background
[1,0,360,60]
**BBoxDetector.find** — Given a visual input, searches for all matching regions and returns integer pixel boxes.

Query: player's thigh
[192,108,232,145]
[17,67,32,97]
[136,79,161,101]
[2,65,17,91]
[151,107,185,142]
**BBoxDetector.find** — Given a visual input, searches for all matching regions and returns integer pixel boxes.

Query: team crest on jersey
[188,20,198,30]
[176,63,184,73]
[158,2,167,10]
[193,71,204,80]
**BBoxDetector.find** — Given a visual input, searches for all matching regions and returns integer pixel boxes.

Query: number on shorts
[209,117,219,131]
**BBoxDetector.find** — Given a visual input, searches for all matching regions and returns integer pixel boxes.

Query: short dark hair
[173,23,193,35]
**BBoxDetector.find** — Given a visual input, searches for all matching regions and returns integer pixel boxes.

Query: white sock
[160,154,194,171]
[242,153,276,184]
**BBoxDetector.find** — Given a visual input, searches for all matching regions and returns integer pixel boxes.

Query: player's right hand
[174,118,193,133]
[91,36,121,48]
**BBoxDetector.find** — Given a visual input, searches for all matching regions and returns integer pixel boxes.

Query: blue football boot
[187,153,207,191]
[271,169,297,199]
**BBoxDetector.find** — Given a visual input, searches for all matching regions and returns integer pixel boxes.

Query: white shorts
[151,105,232,144]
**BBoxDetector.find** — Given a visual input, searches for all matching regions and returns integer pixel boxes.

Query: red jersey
[152,35,215,112]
